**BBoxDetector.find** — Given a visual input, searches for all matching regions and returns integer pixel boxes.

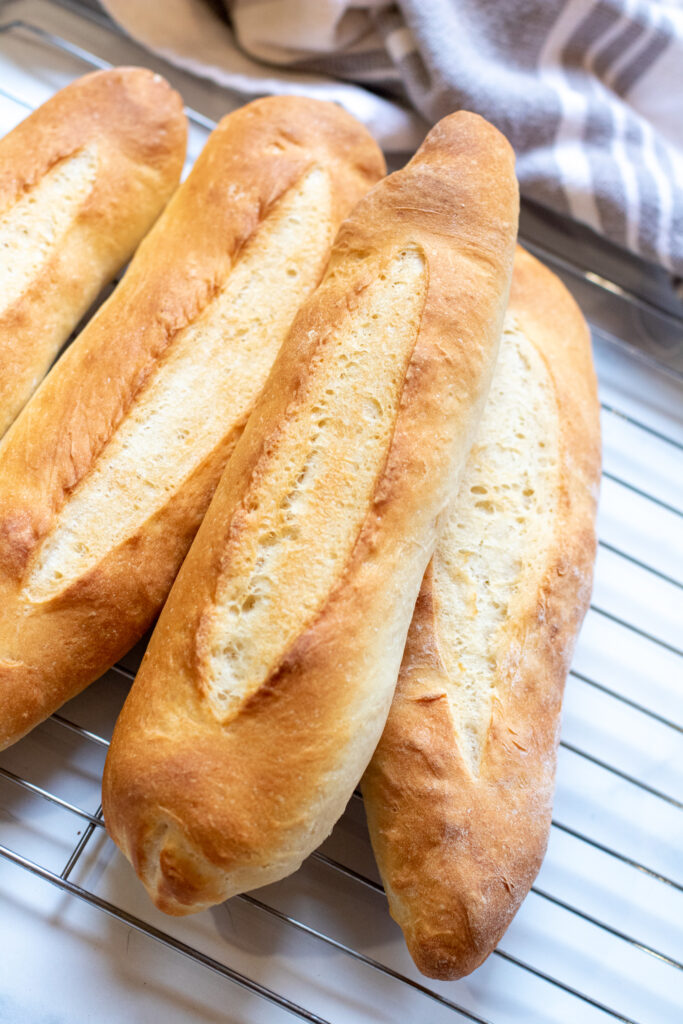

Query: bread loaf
[362,247,601,980]
[0,96,384,751]
[102,111,519,915]
[0,67,187,437]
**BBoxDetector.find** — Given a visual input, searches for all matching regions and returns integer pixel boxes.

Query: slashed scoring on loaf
[0,147,98,313]
[432,319,560,773]
[26,167,334,601]
[198,248,427,723]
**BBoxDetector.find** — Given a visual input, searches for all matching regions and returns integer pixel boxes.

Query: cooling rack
[0,3,681,1022]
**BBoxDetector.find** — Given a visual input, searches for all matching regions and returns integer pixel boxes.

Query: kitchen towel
[102,0,683,274]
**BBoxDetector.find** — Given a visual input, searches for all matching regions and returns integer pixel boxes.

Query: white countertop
[0,3,682,1022]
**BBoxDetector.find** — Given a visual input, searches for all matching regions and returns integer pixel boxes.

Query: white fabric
[99,0,424,151]
[101,0,683,272]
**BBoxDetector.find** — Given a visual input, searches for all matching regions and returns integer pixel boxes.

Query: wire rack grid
[0,4,681,1024]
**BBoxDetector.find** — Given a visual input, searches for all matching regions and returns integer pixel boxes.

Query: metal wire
[311,848,682,982]
[241,893,495,1024]
[522,238,683,336]
[559,742,682,809]
[599,402,683,451]
[40,710,683,892]
[597,539,683,590]
[61,805,103,881]
[590,323,683,384]
[0,13,681,1024]
[492,950,642,1024]
[4,12,683,374]
[2,695,680,1021]
[308,856,647,1024]
[0,842,332,1024]
[602,469,683,518]
[588,604,683,658]
[569,670,683,734]
[549,821,683,892]
[0,765,102,825]
[0,19,220,133]
[50,712,111,748]
[97,658,682,811]
[0,762,659,1024]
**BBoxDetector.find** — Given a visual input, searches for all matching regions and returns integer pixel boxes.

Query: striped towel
[102,0,683,274]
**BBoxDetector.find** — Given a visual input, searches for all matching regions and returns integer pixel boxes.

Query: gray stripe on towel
[613,15,676,96]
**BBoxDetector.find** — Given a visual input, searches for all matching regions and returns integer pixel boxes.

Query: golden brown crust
[361,246,601,979]
[102,111,519,915]
[0,67,187,436]
[0,96,385,751]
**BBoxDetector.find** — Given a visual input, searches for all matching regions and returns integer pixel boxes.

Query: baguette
[362,247,601,980]
[0,96,384,751]
[102,111,519,915]
[0,68,187,437]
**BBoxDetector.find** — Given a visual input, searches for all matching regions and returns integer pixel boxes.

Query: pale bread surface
[102,111,519,916]
[26,166,335,602]
[0,96,385,750]
[199,247,427,722]
[0,67,187,437]
[362,247,601,980]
